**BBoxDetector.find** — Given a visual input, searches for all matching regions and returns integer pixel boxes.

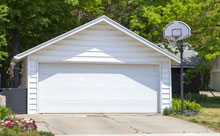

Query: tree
[0,4,8,62]
[1,0,80,87]
[127,0,220,89]
[1,0,219,88]
[0,4,8,88]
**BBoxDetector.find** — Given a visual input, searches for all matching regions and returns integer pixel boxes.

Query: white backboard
[163,21,191,41]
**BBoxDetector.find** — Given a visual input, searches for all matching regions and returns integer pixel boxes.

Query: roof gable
[13,15,180,63]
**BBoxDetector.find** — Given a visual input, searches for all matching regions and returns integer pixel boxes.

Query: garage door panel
[39,100,157,113]
[38,63,160,113]
[39,87,157,101]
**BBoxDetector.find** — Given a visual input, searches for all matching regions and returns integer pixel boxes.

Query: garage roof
[13,15,180,63]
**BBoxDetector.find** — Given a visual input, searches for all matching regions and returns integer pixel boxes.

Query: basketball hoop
[163,21,191,115]
[163,21,191,48]
[164,21,191,41]
[167,37,178,48]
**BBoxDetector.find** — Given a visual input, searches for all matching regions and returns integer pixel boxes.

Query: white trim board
[13,15,180,63]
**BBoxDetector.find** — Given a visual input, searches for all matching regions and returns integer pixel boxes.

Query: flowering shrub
[0,118,37,135]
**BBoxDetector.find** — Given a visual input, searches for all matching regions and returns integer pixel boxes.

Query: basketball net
[167,37,178,48]
[168,38,178,48]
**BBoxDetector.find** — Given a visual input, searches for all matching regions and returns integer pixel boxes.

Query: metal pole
[179,41,184,114]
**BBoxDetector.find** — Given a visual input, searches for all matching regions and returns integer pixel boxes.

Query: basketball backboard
[163,21,191,41]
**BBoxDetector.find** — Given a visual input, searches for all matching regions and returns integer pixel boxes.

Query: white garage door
[38,63,160,113]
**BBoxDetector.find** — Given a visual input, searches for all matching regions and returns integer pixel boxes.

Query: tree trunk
[0,60,6,88]
[11,29,19,88]
[200,71,205,90]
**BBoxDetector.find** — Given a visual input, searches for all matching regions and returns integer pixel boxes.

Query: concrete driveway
[18,114,215,135]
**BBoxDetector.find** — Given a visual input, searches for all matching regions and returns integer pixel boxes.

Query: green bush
[184,100,202,111]
[163,107,174,115]
[172,98,202,113]
[184,93,208,102]
[0,106,13,119]
[173,93,208,102]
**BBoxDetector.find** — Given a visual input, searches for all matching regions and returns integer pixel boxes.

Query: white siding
[27,57,38,114]
[27,22,172,113]
[211,55,220,91]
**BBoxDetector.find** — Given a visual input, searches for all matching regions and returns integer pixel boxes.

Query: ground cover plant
[163,98,202,115]
[172,98,202,113]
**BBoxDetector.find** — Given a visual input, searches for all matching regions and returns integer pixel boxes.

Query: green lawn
[200,91,220,94]
[172,96,220,132]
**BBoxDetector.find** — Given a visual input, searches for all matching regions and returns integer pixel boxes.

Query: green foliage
[184,66,210,90]
[184,100,202,111]
[128,0,220,88]
[174,93,208,102]
[173,93,208,103]
[0,4,8,63]
[0,106,13,119]
[39,131,55,136]
[163,107,174,115]
[199,96,220,108]
[0,0,220,88]
[0,130,54,136]
[172,98,202,113]
[184,93,208,102]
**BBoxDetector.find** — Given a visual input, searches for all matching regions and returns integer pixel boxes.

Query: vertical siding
[27,56,38,114]
[161,61,172,110]
[27,22,173,113]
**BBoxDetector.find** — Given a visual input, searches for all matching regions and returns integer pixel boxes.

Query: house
[210,55,220,91]
[171,46,201,94]
[12,16,180,114]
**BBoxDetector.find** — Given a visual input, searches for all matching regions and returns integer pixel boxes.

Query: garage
[38,63,160,113]
[13,16,180,114]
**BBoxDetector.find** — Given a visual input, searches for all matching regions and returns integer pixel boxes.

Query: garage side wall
[26,22,172,114]
[27,56,38,114]
[211,55,220,91]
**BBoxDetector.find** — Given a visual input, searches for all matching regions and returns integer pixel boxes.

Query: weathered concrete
[57,134,220,136]
[17,114,216,135]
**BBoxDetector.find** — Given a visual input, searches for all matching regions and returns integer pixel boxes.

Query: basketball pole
[178,40,184,114]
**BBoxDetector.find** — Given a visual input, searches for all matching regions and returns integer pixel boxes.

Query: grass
[173,108,220,132]
[200,91,220,94]
[200,97,220,108]
[172,96,220,132]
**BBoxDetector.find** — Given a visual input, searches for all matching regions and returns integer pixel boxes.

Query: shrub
[0,106,13,119]
[163,107,174,115]
[173,93,208,102]
[184,100,202,111]
[172,98,202,113]
[184,93,208,102]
